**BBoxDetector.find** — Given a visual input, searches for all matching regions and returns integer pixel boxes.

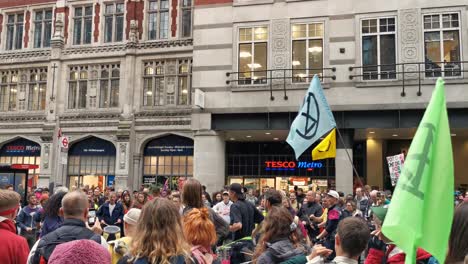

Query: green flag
[382,78,454,264]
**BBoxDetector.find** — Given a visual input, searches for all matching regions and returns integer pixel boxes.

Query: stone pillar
[398,9,422,80]
[270,19,291,87]
[132,154,142,191]
[335,129,354,195]
[115,141,130,190]
[366,139,384,189]
[193,131,225,194]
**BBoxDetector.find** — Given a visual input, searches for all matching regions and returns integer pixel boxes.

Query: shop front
[0,138,41,188]
[227,142,335,193]
[67,137,116,190]
[142,135,193,190]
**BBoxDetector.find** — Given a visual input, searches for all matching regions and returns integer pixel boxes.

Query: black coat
[97,202,124,225]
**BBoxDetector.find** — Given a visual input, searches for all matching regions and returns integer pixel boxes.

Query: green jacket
[280,254,308,264]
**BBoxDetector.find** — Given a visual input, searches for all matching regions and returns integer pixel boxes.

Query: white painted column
[193,131,225,194]
[335,149,353,195]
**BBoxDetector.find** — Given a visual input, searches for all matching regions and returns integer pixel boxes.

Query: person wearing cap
[108,208,141,264]
[315,190,342,261]
[213,191,233,224]
[364,206,434,264]
[228,183,264,240]
[0,189,30,264]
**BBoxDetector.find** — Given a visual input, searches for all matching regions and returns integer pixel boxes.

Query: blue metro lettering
[297,162,323,169]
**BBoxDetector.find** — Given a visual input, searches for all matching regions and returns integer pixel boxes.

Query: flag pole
[335,128,364,187]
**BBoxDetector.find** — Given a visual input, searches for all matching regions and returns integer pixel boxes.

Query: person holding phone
[97,192,124,241]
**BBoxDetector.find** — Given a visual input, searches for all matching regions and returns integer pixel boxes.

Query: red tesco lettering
[265,161,296,168]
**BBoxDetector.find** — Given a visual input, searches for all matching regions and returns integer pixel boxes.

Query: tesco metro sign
[264,161,323,171]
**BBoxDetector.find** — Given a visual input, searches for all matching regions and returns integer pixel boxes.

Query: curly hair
[130,198,191,264]
[183,207,216,248]
[44,191,67,218]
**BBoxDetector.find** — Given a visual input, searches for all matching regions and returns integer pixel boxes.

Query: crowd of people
[0,181,467,264]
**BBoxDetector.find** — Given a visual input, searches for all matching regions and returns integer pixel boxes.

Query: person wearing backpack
[28,191,108,264]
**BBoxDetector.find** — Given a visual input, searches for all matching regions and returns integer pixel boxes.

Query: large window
[143,59,192,106]
[33,10,53,48]
[361,18,396,80]
[27,69,47,111]
[104,3,125,43]
[73,6,93,45]
[292,23,324,82]
[68,65,120,109]
[181,0,192,38]
[6,13,24,50]
[238,26,268,85]
[0,71,18,111]
[0,69,47,112]
[148,0,169,40]
[424,13,461,77]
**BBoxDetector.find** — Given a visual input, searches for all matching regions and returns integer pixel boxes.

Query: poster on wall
[386,153,405,186]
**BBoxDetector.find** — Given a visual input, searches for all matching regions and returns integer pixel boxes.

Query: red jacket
[0,219,30,264]
[365,245,432,264]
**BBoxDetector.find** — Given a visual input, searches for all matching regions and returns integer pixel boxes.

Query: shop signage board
[0,139,41,156]
[144,135,194,156]
[69,137,116,156]
[386,153,405,186]
[264,160,324,171]
[143,176,156,184]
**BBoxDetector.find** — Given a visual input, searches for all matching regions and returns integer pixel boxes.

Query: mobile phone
[88,209,96,225]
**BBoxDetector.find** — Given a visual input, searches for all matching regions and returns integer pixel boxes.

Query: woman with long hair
[253,206,308,264]
[133,192,148,209]
[40,191,67,237]
[212,192,222,206]
[121,190,133,214]
[120,198,193,264]
[183,208,217,264]
[446,202,468,263]
[182,179,228,244]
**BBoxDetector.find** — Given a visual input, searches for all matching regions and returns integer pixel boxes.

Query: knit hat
[49,239,110,264]
[123,208,141,225]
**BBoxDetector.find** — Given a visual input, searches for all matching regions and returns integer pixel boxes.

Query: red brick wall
[171,0,178,37]
[125,0,144,40]
[0,0,56,8]
[94,3,100,42]
[194,0,232,6]
[24,11,31,48]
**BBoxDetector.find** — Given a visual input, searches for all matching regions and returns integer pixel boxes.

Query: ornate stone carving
[119,143,127,169]
[0,50,51,65]
[129,20,138,43]
[271,19,291,84]
[136,39,193,50]
[43,144,50,169]
[62,44,127,56]
[399,9,421,79]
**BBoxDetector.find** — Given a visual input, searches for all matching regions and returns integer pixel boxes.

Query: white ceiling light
[369,131,375,134]
[292,61,301,66]
[308,47,323,53]
[247,63,262,69]
[239,51,252,58]
[146,91,153,95]
[182,89,188,94]
[265,132,271,135]
[230,138,235,140]
[273,138,279,141]
[392,134,398,137]
[451,133,456,137]
[246,135,252,138]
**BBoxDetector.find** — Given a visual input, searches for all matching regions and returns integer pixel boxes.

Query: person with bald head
[29,191,108,264]
[297,190,323,241]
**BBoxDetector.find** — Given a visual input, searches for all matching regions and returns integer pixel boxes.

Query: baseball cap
[222,191,229,195]
[229,183,243,195]
[327,190,339,199]
[123,208,141,225]
[370,206,388,222]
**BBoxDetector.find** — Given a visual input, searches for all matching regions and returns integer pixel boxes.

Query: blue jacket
[97,202,124,225]
[40,216,63,237]
[16,206,40,231]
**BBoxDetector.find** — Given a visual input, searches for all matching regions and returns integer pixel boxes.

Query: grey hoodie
[256,238,307,264]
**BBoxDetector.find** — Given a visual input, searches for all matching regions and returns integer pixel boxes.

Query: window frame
[72,5,94,46]
[422,12,463,78]
[360,16,398,81]
[67,64,120,110]
[147,0,170,41]
[237,25,269,86]
[33,9,53,49]
[291,22,325,83]
[103,2,125,43]
[5,12,25,51]
[142,59,192,107]
[180,0,193,38]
